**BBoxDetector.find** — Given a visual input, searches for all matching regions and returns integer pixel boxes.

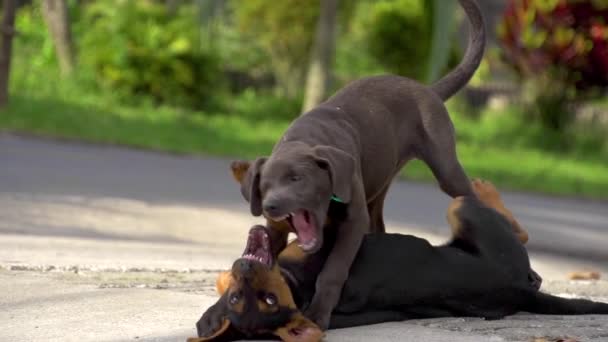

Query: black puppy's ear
[230,160,250,184]
[188,319,232,342]
[313,146,355,203]
[192,294,244,342]
[243,157,267,216]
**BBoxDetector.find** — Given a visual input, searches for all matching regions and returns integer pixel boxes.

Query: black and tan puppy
[234,0,529,328]
[191,182,608,342]
[189,227,325,342]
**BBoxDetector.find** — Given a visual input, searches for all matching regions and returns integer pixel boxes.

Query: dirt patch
[1,265,223,296]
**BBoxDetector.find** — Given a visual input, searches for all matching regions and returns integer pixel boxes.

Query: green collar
[331,195,344,203]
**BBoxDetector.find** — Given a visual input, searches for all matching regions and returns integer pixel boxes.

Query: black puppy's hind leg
[446,197,530,285]
[446,197,519,254]
[445,197,479,253]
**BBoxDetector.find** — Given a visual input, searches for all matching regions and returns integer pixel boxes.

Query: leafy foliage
[7,0,608,198]
[232,0,319,98]
[500,0,608,91]
[14,4,57,71]
[365,0,433,81]
[499,0,608,130]
[80,0,223,109]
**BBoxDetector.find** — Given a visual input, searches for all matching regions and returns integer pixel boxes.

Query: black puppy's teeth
[241,226,273,267]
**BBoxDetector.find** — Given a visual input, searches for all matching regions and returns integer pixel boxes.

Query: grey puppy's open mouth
[272,209,319,252]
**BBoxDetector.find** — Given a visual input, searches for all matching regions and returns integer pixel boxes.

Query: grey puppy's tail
[525,291,608,315]
[431,0,486,101]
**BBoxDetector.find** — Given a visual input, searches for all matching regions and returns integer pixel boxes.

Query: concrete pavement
[1,133,607,341]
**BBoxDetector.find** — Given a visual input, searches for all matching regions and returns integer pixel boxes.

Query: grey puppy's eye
[265,294,277,306]
[289,174,301,182]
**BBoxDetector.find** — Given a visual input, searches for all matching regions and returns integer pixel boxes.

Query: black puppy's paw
[304,303,331,331]
[528,269,543,290]
[196,303,226,337]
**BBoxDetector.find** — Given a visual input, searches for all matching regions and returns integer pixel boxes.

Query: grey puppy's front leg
[305,195,369,329]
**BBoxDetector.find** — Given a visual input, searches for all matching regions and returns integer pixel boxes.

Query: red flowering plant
[498,0,608,130]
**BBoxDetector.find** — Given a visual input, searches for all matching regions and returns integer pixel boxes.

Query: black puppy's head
[193,225,323,342]
[233,142,354,253]
[226,226,289,331]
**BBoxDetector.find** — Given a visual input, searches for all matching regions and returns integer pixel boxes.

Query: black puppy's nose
[236,259,253,274]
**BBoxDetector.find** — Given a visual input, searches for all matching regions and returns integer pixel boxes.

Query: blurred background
[1,2,607,339]
[1,0,607,199]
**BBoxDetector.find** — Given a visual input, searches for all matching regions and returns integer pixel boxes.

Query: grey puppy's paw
[304,302,332,331]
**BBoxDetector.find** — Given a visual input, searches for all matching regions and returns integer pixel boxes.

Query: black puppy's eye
[264,293,277,306]
[229,293,240,305]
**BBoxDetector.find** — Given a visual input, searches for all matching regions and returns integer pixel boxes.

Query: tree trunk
[0,0,17,108]
[166,0,181,15]
[42,0,75,76]
[301,0,339,113]
[197,0,224,50]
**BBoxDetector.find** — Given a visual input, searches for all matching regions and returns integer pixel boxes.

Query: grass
[2,86,608,200]
[3,40,608,200]
[403,104,608,198]
[0,93,282,158]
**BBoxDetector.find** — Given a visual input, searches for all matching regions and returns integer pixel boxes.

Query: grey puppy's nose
[262,199,281,216]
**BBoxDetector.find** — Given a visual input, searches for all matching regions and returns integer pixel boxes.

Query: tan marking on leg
[471,179,529,244]
[274,312,324,342]
[279,242,307,263]
[267,218,293,235]
[446,196,467,239]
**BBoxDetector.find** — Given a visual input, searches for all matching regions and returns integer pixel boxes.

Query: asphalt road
[1,133,607,342]
[1,133,606,274]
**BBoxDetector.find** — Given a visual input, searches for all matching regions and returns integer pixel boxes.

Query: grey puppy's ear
[313,146,355,203]
[243,157,267,216]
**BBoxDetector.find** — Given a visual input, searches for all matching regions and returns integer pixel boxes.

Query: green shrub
[498,0,608,131]
[14,4,55,69]
[218,88,302,122]
[232,0,319,99]
[80,1,223,109]
[13,4,60,93]
[13,3,96,101]
[365,0,432,81]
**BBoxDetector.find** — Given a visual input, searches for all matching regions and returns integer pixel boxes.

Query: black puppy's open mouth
[284,210,318,252]
[241,226,273,267]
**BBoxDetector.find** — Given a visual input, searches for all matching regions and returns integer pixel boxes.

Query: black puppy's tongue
[292,210,316,250]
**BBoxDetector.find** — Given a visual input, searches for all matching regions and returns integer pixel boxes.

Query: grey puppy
[238,0,485,329]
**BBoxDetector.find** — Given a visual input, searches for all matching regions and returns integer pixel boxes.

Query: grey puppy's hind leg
[424,148,473,198]
[367,185,390,233]
[418,107,474,198]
